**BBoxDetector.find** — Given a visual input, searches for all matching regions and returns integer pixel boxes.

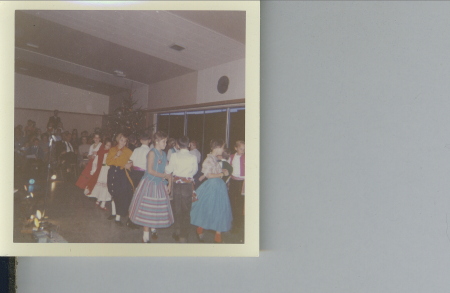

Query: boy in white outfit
[165,136,198,243]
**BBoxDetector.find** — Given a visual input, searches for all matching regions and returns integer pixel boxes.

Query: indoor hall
[13,9,246,244]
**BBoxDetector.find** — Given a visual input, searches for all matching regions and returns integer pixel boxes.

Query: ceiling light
[26,42,39,49]
[170,44,185,51]
[113,70,126,77]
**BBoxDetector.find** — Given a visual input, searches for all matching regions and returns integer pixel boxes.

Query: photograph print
[7,2,259,257]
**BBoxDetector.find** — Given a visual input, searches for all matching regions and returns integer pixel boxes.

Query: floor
[13,168,245,244]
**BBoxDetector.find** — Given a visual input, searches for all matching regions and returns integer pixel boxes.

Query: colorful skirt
[75,158,94,189]
[190,178,233,232]
[89,165,111,202]
[128,176,174,228]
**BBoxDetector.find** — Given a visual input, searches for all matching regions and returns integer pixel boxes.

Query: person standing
[190,139,232,243]
[128,131,173,243]
[75,133,102,190]
[129,133,152,188]
[218,148,233,183]
[85,139,112,210]
[189,140,201,166]
[166,138,178,163]
[126,133,152,229]
[165,136,198,243]
[48,110,61,129]
[106,133,133,226]
[228,140,245,233]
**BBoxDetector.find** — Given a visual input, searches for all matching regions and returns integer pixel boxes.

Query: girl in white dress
[86,139,112,209]
[76,133,102,190]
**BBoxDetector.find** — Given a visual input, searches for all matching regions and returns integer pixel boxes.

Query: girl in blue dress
[128,131,173,243]
[190,139,232,243]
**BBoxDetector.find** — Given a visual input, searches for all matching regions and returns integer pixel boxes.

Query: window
[187,110,205,157]
[157,114,170,135]
[203,109,227,159]
[168,112,185,140]
[156,106,245,162]
[229,107,245,150]
[156,112,184,139]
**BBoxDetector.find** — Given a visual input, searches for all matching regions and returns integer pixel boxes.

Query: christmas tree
[103,94,151,139]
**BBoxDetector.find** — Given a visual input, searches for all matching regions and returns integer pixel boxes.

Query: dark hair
[140,132,152,141]
[222,148,231,160]
[103,138,112,145]
[115,133,128,143]
[210,139,225,151]
[166,137,176,147]
[153,131,168,142]
[177,136,190,149]
[41,133,49,139]
[235,140,245,148]
[93,132,102,141]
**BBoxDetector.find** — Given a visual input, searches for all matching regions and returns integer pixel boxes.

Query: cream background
[1,1,260,257]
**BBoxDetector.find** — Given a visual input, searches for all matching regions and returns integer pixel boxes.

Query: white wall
[148,71,198,109]
[15,108,103,134]
[147,59,244,110]
[197,58,245,104]
[15,73,109,115]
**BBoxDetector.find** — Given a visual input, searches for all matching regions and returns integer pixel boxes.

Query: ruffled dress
[88,155,112,202]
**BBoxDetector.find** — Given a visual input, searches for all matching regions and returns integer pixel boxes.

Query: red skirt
[75,158,94,189]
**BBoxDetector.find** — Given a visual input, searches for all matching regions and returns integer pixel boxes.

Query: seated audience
[78,136,91,169]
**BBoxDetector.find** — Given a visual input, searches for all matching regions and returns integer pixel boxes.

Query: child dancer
[165,136,198,243]
[128,131,173,243]
[126,133,152,229]
[189,140,201,166]
[190,139,232,243]
[76,133,102,190]
[166,138,177,163]
[106,133,133,226]
[190,140,203,189]
[85,139,112,210]
[129,133,151,188]
[218,148,233,183]
[228,140,245,233]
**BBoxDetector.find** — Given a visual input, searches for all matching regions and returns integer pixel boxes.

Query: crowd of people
[14,110,246,243]
[14,110,110,180]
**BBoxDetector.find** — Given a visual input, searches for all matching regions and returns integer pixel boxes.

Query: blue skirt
[190,178,233,232]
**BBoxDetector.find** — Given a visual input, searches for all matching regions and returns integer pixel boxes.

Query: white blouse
[88,142,102,175]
